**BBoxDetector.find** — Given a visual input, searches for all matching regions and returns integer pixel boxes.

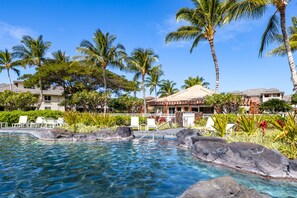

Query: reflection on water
[0,134,296,198]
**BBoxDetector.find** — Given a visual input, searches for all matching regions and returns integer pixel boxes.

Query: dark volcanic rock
[192,136,297,179]
[176,128,201,148]
[94,129,117,139]
[51,128,73,139]
[179,176,270,198]
[116,127,133,138]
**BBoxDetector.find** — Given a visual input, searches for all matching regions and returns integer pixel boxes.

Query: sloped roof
[231,88,284,97]
[151,85,214,104]
[0,83,64,96]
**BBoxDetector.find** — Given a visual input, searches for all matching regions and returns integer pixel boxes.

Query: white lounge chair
[226,123,235,135]
[0,122,8,128]
[197,117,215,133]
[29,117,45,128]
[57,117,64,126]
[45,118,57,128]
[146,118,158,131]
[130,116,140,131]
[12,116,28,128]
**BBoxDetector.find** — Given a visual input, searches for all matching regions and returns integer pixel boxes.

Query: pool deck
[0,127,182,140]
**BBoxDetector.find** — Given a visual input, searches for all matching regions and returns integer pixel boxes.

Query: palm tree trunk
[142,75,147,114]
[279,7,297,92]
[37,77,43,110]
[7,69,12,91]
[103,68,107,116]
[208,38,220,93]
[155,86,157,98]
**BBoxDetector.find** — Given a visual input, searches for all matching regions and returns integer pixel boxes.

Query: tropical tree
[157,80,179,97]
[77,29,126,115]
[268,16,297,56]
[229,0,297,92]
[0,49,23,91]
[165,0,233,93]
[182,75,210,89]
[145,65,164,97]
[51,50,70,63]
[126,48,159,114]
[13,35,52,106]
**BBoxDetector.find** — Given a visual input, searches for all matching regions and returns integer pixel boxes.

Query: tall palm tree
[182,75,210,89]
[0,49,23,91]
[126,48,159,114]
[145,65,164,97]
[13,35,52,106]
[157,80,179,98]
[268,16,297,56]
[52,50,70,63]
[229,0,297,92]
[77,29,126,115]
[165,0,233,93]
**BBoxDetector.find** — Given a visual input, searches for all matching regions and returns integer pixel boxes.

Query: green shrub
[63,111,81,126]
[212,114,228,137]
[0,110,63,126]
[236,114,261,135]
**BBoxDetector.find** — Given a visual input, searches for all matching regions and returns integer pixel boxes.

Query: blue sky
[0,0,296,95]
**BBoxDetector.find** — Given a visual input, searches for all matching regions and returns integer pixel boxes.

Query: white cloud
[216,20,254,42]
[152,15,192,49]
[0,21,36,49]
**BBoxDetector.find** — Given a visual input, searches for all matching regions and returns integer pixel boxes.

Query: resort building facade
[0,81,65,111]
[147,85,215,115]
[231,88,285,113]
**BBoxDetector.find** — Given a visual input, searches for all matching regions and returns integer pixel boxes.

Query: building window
[273,93,280,97]
[45,107,51,110]
[44,96,51,102]
[192,107,199,112]
[264,94,270,97]
[177,107,182,112]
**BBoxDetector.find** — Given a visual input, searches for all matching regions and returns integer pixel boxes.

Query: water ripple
[0,135,296,198]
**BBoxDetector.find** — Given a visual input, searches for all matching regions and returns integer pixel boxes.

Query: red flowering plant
[259,120,268,136]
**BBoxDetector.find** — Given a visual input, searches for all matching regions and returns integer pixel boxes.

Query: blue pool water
[0,135,297,198]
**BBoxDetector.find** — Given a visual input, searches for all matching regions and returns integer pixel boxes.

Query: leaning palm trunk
[279,7,297,92]
[208,38,220,93]
[103,68,107,116]
[7,69,12,91]
[142,75,147,114]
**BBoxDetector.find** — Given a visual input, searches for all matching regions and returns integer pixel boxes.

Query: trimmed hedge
[0,110,63,126]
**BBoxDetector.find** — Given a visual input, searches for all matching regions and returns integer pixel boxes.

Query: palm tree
[13,35,51,106]
[52,50,70,63]
[126,48,159,114]
[268,16,297,56]
[158,80,179,98]
[0,49,23,91]
[229,0,297,92]
[77,29,126,115]
[145,65,164,97]
[182,76,210,89]
[165,0,233,93]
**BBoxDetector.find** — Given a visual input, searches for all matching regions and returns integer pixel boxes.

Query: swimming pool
[0,135,296,197]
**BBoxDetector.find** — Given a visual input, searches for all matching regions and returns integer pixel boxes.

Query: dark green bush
[0,110,63,126]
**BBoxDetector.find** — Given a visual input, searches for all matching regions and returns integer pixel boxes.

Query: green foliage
[291,93,297,105]
[260,99,292,113]
[70,90,105,112]
[204,93,242,113]
[0,110,62,126]
[194,117,207,127]
[0,90,38,111]
[109,95,143,113]
[212,114,228,137]
[271,113,297,146]
[157,79,179,97]
[182,76,210,89]
[63,111,81,126]
[63,123,98,133]
[226,130,297,159]
[236,114,261,136]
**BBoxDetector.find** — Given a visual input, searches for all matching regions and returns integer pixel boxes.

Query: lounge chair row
[130,117,157,131]
[197,117,235,134]
[10,116,64,128]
